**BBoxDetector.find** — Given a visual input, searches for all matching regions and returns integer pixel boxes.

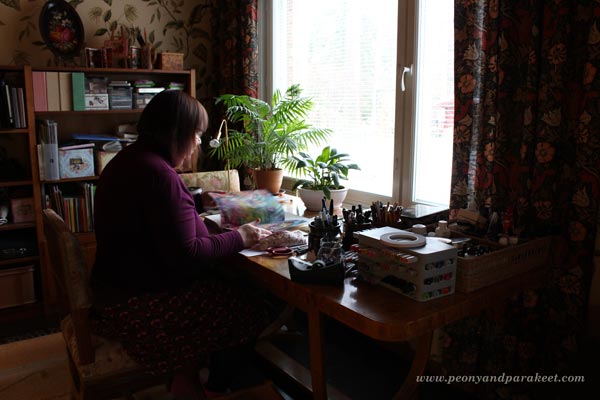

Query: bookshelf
[0,65,45,321]
[2,66,196,319]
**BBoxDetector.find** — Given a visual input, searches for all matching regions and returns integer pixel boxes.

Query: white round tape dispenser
[380,230,426,248]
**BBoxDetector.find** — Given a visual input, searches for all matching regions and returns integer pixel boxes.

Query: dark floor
[258,311,477,400]
[0,314,61,345]
[2,311,596,400]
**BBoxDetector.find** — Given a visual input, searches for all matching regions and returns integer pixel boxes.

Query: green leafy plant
[291,146,360,198]
[209,84,331,171]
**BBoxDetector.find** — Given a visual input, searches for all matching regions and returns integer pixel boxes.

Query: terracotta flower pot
[252,168,283,194]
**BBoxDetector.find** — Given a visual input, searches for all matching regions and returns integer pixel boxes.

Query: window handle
[401,65,412,92]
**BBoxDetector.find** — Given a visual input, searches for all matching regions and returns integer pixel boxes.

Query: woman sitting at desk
[90,90,272,399]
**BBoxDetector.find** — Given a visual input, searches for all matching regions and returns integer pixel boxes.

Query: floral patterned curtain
[210,0,259,98]
[445,0,600,397]
[198,0,258,170]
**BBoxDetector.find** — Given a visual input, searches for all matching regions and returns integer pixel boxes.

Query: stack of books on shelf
[32,71,72,112]
[108,80,133,109]
[0,79,27,128]
[45,183,96,233]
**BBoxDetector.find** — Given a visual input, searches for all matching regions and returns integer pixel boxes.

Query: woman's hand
[237,219,272,248]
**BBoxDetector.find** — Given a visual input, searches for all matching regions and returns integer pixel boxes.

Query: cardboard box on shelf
[58,144,95,179]
[95,150,118,175]
[0,265,36,309]
[9,197,35,223]
[84,94,109,110]
[157,52,184,70]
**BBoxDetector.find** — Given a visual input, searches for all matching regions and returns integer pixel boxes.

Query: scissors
[266,246,295,258]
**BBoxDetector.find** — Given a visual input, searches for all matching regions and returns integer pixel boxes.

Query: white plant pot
[297,186,349,211]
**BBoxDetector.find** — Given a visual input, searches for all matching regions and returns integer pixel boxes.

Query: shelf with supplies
[0,65,44,319]
[0,222,36,232]
[41,176,100,184]
[37,109,145,116]
[0,128,29,135]
[0,179,34,187]
[1,65,197,320]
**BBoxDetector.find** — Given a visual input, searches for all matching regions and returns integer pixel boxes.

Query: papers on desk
[202,212,310,257]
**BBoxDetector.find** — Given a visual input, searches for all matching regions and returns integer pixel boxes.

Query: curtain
[445,0,600,397]
[210,0,259,98]
[198,0,258,171]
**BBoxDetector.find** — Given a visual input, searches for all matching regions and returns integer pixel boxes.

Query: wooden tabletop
[243,253,546,342]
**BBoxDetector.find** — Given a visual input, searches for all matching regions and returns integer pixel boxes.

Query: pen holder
[308,221,341,255]
[342,222,373,251]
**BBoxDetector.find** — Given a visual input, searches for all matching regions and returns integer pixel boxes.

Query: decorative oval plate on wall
[39,0,85,59]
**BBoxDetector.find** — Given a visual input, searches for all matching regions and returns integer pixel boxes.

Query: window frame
[259,0,439,208]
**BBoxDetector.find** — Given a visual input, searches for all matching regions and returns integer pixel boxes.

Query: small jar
[412,224,427,235]
[317,240,345,266]
[435,220,451,238]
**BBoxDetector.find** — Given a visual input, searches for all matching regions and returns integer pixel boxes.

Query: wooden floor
[0,333,285,400]
[0,333,71,400]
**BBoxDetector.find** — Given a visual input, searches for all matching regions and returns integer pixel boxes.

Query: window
[262,0,454,207]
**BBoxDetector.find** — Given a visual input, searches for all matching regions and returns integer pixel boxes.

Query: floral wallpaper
[0,0,214,98]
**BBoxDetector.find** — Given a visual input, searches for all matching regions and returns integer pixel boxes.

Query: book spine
[32,71,48,112]
[72,72,86,111]
[1,81,14,127]
[36,144,46,181]
[17,88,27,128]
[58,72,73,111]
[10,87,20,128]
[46,71,60,112]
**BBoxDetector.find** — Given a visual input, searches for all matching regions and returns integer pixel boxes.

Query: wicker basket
[455,235,552,293]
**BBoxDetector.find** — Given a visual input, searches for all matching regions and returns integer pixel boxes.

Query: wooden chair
[179,169,241,193]
[43,208,280,400]
[42,208,167,399]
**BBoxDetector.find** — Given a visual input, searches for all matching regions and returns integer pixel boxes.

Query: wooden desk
[242,253,545,400]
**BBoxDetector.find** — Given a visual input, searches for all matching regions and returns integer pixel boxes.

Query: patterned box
[59,146,95,179]
[157,52,184,70]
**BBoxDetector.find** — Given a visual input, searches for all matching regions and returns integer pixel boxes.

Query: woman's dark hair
[137,90,208,163]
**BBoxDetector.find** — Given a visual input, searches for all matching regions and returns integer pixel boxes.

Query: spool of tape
[380,231,426,248]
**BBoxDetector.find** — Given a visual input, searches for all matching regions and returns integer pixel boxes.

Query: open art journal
[209,190,285,228]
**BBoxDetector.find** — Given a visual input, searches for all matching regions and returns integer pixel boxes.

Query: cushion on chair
[61,231,92,309]
[61,316,143,380]
[180,170,240,192]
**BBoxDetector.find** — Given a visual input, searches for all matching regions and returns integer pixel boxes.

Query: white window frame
[259,0,440,208]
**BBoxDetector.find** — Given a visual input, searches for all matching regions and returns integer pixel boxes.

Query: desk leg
[392,332,433,400]
[308,308,327,400]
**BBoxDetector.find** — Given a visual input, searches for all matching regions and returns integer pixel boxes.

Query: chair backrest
[179,169,241,192]
[43,208,95,364]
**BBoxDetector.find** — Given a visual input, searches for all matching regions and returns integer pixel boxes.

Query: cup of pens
[308,220,341,256]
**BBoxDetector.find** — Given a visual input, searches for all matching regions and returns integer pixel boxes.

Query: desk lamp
[209,119,231,192]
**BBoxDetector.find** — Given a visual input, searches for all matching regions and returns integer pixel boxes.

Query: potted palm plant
[291,146,360,211]
[209,84,331,194]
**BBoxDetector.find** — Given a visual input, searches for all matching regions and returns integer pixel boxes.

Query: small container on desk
[317,239,345,267]
[342,222,372,251]
[308,220,341,256]
[452,232,552,293]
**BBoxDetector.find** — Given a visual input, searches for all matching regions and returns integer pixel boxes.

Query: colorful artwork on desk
[210,190,284,228]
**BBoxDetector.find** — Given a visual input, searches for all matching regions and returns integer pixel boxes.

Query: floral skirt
[90,277,268,375]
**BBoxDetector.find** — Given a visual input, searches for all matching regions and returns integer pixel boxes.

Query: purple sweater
[91,138,243,296]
